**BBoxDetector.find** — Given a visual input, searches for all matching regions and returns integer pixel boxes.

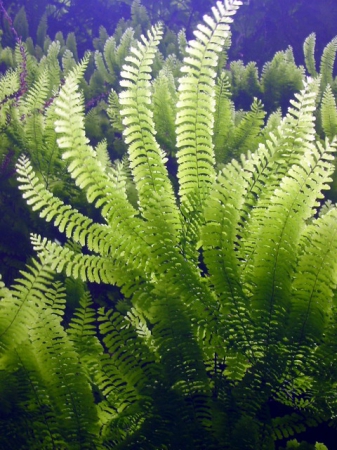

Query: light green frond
[0,69,20,126]
[20,69,50,114]
[176,0,241,204]
[31,234,116,284]
[321,84,337,140]
[319,36,337,96]
[261,108,282,139]
[202,159,247,313]
[38,40,62,93]
[177,29,188,59]
[303,33,318,77]
[0,68,20,100]
[102,36,117,73]
[16,156,113,254]
[229,97,266,157]
[119,23,181,236]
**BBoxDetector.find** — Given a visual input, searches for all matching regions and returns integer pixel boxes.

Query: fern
[7,1,337,448]
[321,84,337,140]
[176,0,241,205]
[319,36,337,97]
[303,33,318,77]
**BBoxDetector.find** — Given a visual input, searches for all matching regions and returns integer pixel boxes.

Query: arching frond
[119,23,181,237]
[176,0,241,205]
[321,84,337,140]
[303,33,318,77]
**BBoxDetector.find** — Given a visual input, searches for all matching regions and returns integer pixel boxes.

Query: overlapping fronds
[7,1,337,448]
[0,259,54,354]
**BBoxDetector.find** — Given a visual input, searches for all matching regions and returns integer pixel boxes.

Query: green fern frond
[0,69,20,126]
[321,84,337,140]
[287,201,337,358]
[95,50,116,85]
[303,33,318,77]
[176,0,241,204]
[213,70,234,163]
[244,135,335,355]
[319,36,337,96]
[229,97,266,157]
[27,305,99,447]
[0,259,54,354]
[107,88,124,132]
[115,27,135,69]
[38,40,62,93]
[119,23,181,235]
[152,66,177,155]
[31,234,117,284]
[20,69,50,114]
[62,48,77,75]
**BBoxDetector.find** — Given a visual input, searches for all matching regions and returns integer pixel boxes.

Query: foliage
[0,1,337,448]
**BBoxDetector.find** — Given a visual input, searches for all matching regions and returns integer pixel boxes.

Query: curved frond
[119,23,181,237]
[319,36,337,96]
[321,84,337,140]
[303,33,318,77]
[176,0,241,204]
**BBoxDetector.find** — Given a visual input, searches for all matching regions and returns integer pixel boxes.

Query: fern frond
[119,23,181,236]
[152,66,177,155]
[115,28,135,69]
[245,136,335,355]
[321,84,337,140]
[303,33,318,77]
[239,79,319,265]
[0,259,54,354]
[31,234,117,284]
[62,48,77,75]
[0,69,20,126]
[287,201,337,359]
[176,0,241,204]
[67,291,106,384]
[229,97,266,157]
[319,36,337,96]
[27,304,99,446]
[213,71,234,163]
[107,89,124,131]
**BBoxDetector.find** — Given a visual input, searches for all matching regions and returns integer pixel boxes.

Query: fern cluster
[2,0,337,449]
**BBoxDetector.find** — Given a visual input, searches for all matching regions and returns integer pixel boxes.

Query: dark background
[1,0,337,68]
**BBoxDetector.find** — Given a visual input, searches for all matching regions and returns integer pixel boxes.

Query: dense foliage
[1,0,337,448]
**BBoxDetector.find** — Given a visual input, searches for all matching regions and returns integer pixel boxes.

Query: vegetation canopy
[0,0,337,449]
